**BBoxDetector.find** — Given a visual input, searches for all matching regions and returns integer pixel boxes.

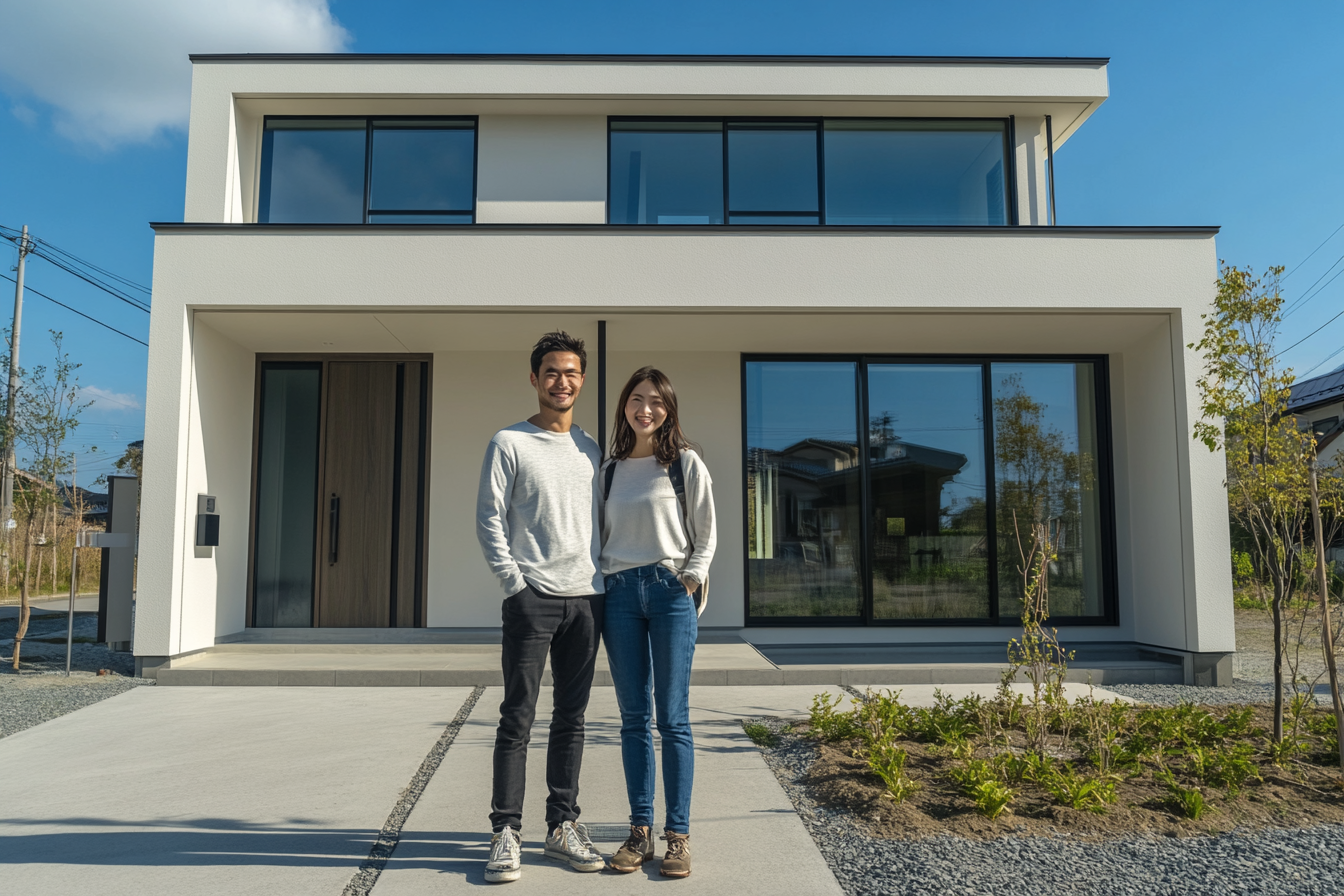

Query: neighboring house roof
[1288,366,1344,415]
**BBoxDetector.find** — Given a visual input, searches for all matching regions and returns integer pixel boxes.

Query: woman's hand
[677,574,699,596]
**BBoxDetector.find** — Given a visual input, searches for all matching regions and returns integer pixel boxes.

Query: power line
[1282,251,1344,318]
[1277,295,1344,358]
[0,272,148,346]
[2,226,151,313]
[1299,345,1344,379]
[1284,222,1344,281]
[32,236,150,296]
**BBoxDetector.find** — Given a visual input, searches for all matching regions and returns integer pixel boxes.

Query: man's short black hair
[530,331,587,375]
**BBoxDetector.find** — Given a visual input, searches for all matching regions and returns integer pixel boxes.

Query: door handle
[329,494,340,565]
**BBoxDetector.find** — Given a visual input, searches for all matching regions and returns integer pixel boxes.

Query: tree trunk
[1271,570,1285,743]
[1307,464,1344,772]
[12,533,33,670]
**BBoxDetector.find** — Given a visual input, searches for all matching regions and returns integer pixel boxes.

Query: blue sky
[1,0,1342,485]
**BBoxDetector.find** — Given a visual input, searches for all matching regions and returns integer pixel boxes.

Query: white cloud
[81,386,142,412]
[0,0,349,147]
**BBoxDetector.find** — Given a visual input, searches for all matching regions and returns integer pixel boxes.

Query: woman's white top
[598,450,717,585]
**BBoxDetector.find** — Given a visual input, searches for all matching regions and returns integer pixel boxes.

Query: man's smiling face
[531,350,585,413]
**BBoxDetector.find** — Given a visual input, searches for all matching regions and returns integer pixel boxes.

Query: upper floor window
[259,118,477,224]
[608,117,1010,226]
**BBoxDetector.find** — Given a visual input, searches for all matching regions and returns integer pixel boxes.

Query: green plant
[854,689,915,747]
[742,721,777,748]
[1200,744,1260,796]
[1160,776,1212,820]
[991,751,1034,784]
[868,736,918,802]
[1038,763,1118,813]
[968,780,1015,820]
[809,693,859,742]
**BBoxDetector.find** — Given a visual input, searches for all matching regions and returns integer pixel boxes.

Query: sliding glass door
[743,356,1114,625]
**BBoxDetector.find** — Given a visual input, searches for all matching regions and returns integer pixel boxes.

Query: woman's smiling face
[625,378,668,439]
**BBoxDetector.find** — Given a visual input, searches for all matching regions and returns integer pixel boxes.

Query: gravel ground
[1104,682,1281,705]
[753,718,1344,896]
[0,611,151,739]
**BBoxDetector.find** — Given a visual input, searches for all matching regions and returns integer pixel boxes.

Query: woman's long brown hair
[609,367,700,464]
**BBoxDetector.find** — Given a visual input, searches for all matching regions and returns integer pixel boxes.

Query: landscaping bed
[748,689,1344,841]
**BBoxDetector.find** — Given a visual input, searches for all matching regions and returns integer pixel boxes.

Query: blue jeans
[602,564,698,834]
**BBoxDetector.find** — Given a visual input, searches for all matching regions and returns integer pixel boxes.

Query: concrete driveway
[0,684,845,896]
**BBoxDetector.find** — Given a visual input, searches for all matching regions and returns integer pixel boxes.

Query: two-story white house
[136,54,1235,685]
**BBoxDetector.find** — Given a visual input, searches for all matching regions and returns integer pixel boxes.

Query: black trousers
[490,584,603,832]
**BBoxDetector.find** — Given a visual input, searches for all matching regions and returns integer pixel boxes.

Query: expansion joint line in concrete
[342,686,486,896]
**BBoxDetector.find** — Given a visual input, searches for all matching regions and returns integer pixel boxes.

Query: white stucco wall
[139,228,1227,655]
[184,57,1106,225]
[135,316,253,656]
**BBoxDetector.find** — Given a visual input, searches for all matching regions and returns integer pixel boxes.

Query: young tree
[10,332,90,670]
[1191,265,1317,742]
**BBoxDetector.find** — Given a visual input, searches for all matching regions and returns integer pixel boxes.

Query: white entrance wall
[137,228,1231,660]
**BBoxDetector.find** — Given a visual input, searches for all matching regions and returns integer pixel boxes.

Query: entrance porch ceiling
[194,310,1170,355]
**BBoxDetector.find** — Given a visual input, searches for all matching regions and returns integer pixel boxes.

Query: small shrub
[742,721,777,748]
[1162,781,1212,820]
[809,693,859,742]
[868,737,918,802]
[1264,733,1302,767]
[1038,763,1118,813]
[991,751,1034,784]
[969,780,1015,819]
[855,689,916,746]
[1196,743,1260,796]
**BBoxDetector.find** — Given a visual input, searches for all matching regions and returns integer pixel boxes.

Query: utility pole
[3,225,31,578]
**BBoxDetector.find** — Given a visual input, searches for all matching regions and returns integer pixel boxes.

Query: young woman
[599,367,716,879]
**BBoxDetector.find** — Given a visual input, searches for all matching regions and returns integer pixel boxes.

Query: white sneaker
[543,820,604,872]
[485,827,522,883]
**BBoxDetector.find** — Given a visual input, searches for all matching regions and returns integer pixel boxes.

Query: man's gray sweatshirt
[475,421,604,597]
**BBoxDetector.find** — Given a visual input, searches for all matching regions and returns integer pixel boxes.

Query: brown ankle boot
[659,831,691,878]
[608,825,654,873]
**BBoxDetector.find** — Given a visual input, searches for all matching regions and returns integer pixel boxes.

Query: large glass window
[824,120,1009,225]
[746,361,864,618]
[867,364,989,619]
[253,363,322,627]
[609,121,724,224]
[727,123,820,224]
[259,120,367,224]
[259,118,477,224]
[744,357,1112,624]
[369,121,476,223]
[609,117,1011,226]
[992,362,1105,619]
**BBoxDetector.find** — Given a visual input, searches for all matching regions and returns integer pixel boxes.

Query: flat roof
[190,53,1110,66]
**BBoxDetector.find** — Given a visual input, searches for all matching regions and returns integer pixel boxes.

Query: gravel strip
[0,673,153,739]
[750,717,1344,896]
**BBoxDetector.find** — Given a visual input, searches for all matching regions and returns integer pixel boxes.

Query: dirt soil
[799,706,1344,841]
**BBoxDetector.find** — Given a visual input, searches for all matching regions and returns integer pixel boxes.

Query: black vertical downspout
[1007,115,1019,226]
[597,320,607,456]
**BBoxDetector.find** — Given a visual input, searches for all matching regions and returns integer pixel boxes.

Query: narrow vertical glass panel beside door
[253,364,322,627]
[745,361,863,619]
[824,120,1009,225]
[259,120,367,223]
[727,123,820,224]
[992,362,1104,619]
[608,121,724,224]
[867,365,990,619]
[369,121,476,222]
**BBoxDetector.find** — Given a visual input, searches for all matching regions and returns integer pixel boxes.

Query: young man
[476,331,606,884]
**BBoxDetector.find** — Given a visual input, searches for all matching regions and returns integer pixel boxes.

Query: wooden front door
[250,355,429,629]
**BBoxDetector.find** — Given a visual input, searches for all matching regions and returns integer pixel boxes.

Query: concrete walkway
[0,684,846,895]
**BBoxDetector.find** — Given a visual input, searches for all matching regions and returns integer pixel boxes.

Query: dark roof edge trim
[188,53,1111,66]
[150,223,1218,235]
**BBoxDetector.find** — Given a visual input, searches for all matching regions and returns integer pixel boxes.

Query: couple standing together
[475,331,717,883]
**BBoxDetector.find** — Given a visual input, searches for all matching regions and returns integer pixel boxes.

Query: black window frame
[740,352,1118,628]
[259,115,479,224]
[607,116,1016,227]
